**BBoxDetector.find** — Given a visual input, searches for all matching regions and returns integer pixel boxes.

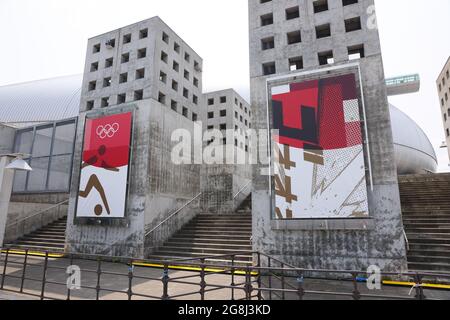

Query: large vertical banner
[76,112,132,218]
[271,74,369,219]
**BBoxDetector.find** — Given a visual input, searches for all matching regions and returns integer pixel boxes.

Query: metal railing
[145,193,202,238]
[233,181,252,200]
[5,200,69,243]
[1,248,449,301]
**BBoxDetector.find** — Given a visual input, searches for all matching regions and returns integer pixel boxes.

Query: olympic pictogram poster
[76,112,132,218]
[271,74,369,219]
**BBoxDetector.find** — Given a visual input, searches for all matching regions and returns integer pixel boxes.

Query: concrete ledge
[270,218,375,231]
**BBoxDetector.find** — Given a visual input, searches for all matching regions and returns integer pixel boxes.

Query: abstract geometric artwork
[271,74,369,219]
[76,112,132,218]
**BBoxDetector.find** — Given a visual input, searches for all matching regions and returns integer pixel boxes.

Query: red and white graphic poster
[271,74,369,219]
[76,112,132,218]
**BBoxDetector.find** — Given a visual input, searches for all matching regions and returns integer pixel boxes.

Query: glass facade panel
[53,122,76,155]
[13,129,33,155]
[48,155,72,190]
[12,118,77,193]
[12,168,28,192]
[32,125,53,157]
[27,157,50,191]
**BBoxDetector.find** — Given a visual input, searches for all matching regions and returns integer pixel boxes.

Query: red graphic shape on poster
[272,74,361,151]
[82,113,132,169]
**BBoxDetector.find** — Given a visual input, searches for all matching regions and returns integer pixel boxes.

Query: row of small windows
[88,68,147,91]
[86,90,144,110]
[92,28,149,54]
[158,90,199,106]
[260,17,361,51]
[441,92,449,107]
[206,97,251,115]
[90,49,147,72]
[438,69,450,92]
[92,30,201,72]
[259,0,358,26]
[160,50,199,87]
[262,44,364,75]
[159,71,199,104]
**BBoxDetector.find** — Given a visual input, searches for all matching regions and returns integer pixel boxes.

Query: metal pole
[281,263,285,300]
[162,264,169,300]
[128,259,133,301]
[200,258,206,300]
[1,249,9,289]
[268,257,272,300]
[40,252,49,300]
[20,249,29,293]
[95,258,101,300]
[352,272,361,300]
[231,255,235,300]
[257,252,262,301]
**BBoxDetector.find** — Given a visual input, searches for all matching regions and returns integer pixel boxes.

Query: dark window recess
[345,17,362,32]
[289,56,303,71]
[263,62,276,75]
[261,37,275,50]
[316,24,331,39]
[348,44,365,60]
[287,31,301,44]
[286,6,300,20]
[260,13,273,26]
[313,0,328,13]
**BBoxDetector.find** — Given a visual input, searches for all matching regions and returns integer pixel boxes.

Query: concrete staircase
[399,174,450,273]
[6,217,67,252]
[148,213,253,266]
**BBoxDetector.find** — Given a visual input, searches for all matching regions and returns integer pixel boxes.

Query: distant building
[437,57,450,162]
[248,0,407,271]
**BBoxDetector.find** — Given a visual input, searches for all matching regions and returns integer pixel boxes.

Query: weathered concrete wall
[143,99,201,254]
[0,156,14,246]
[0,124,15,155]
[249,0,407,272]
[66,99,201,258]
[200,162,252,214]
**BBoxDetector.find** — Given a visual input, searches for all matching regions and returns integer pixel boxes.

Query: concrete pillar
[0,156,14,247]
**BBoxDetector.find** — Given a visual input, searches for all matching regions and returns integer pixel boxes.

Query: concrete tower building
[66,17,204,258]
[437,57,450,162]
[248,0,407,271]
[80,16,203,121]
[203,89,252,143]
[200,89,253,214]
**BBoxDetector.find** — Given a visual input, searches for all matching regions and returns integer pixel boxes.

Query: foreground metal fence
[1,248,449,300]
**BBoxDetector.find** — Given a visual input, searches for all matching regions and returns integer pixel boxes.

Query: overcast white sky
[0,0,449,170]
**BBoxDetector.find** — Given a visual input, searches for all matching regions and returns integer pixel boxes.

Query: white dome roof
[0,75,82,127]
[389,104,438,174]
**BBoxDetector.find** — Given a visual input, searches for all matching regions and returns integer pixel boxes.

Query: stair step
[408,255,450,264]
[166,241,251,249]
[408,248,450,258]
[405,228,450,233]
[170,237,251,245]
[406,233,450,239]
[13,240,64,247]
[161,246,252,255]
[176,232,251,239]
[20,237,65,244]
[153,250,252,261]
[408,262,450,273]
[404,223,450,228]
[6,244,64,252]
[147,255,253,266]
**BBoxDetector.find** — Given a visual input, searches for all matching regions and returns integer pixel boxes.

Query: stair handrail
[6,199,69,229]
[403,229,410,251]
[233,181,252,200]
[145,193,202,238]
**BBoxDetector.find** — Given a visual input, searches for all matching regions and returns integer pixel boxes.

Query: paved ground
[0,253,449,300]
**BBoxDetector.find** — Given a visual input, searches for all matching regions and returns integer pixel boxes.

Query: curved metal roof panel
[0,75,82,126]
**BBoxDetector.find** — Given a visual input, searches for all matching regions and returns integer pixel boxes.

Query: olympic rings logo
[96,123,120,139]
